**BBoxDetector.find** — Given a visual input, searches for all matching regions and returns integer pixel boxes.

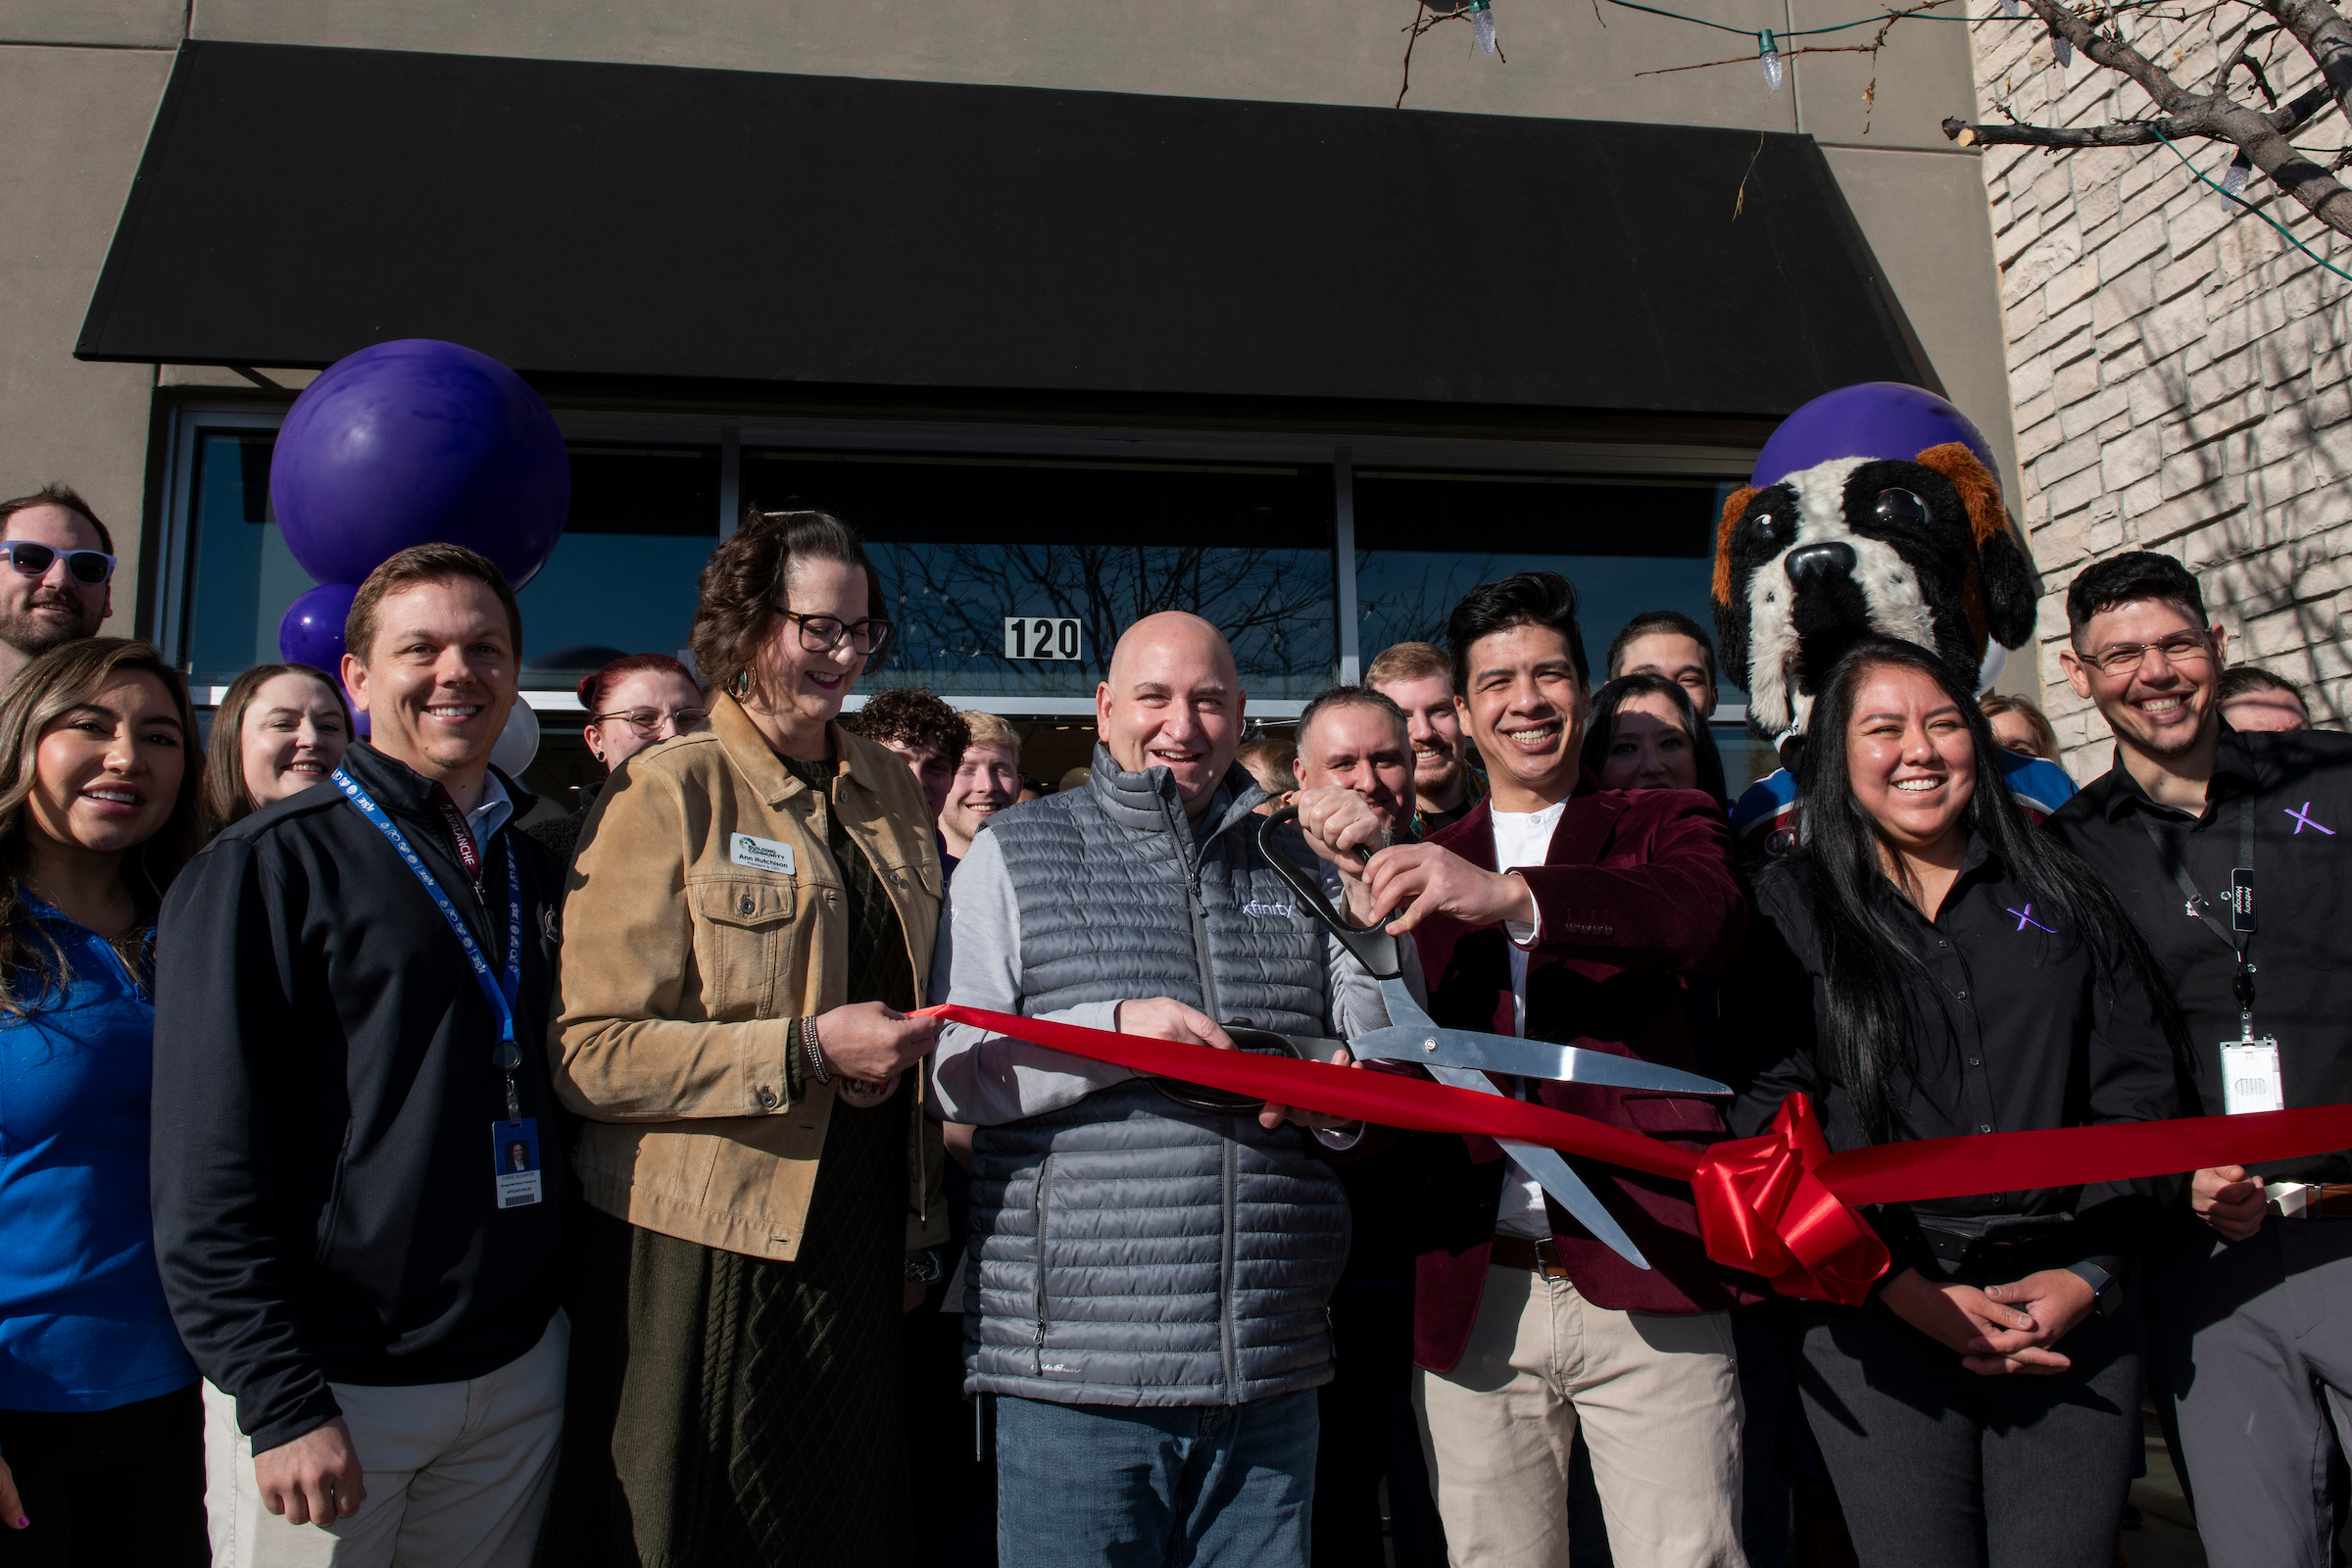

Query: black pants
[0,1384,206,1568]
[1311,1280,1445,1568]
[1789,1291,2141,1568]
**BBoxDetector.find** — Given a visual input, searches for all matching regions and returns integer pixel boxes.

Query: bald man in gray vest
[932,612,1420,1568]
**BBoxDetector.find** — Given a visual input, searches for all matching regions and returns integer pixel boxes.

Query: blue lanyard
[332,768,526,1118]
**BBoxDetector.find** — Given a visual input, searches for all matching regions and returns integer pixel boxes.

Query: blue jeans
[995,1390,1318,1567]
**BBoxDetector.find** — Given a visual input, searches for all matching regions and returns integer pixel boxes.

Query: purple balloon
[1751,382,1998,492]
[276,582,368,736]
[270,339,569,590]
[277,581,358,669]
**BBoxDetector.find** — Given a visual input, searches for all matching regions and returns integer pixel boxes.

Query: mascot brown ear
[1912,442,2039,651]
[1711,484,1760,692]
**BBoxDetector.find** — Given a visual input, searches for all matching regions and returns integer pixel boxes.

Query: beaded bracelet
[801,1016,831,1085]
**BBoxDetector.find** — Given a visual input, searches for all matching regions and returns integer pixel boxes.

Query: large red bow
[1692,1094,1888,1304]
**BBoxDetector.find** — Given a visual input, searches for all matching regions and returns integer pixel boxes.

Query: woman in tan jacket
[539,509,947,1567]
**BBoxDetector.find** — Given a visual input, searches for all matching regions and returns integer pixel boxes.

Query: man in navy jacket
[154,545,568,1568]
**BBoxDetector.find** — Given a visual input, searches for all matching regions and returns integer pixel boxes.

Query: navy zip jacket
[151,741,568,1453]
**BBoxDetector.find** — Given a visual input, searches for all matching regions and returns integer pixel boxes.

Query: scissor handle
[1257,805,1403,982]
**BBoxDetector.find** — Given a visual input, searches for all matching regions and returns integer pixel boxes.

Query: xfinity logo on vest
[1240,901,1296,919]
[729,834,796,875]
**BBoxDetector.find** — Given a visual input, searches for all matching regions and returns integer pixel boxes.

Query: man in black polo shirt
[2044,550,2352,1568]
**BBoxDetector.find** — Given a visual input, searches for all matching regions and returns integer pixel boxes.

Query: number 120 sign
[1004,616,1082,662]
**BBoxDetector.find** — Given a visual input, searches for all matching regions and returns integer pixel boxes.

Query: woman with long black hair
[1728,636,2188,1568]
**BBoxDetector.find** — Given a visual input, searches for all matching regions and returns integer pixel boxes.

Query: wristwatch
[2066,1261,2123,1319]
[905,1250,943,1287]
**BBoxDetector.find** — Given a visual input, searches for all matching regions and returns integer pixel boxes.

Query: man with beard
[0,486,116,689]
[1367,641,1483,838]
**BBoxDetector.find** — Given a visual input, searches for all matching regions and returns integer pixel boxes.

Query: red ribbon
[922,1004,2352,1306]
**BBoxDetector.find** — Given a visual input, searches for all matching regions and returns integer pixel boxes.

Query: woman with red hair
[524,654,704,863]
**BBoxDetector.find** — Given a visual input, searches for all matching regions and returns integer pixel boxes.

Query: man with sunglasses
[2046,550,2352,1568]
[0,485,117,690]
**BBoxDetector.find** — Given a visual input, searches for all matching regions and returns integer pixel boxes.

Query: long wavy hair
[1766,636,2189,1143]
[0,639,205,1014]
[201,662,352,831]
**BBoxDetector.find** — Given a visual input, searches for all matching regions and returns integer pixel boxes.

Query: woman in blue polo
[0,638,207,1565]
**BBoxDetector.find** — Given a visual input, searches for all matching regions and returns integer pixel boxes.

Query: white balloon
[1975,639,2009,695]
[491,700,541,776]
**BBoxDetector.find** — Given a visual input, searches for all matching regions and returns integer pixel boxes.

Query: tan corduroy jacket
[550,694,947,1261]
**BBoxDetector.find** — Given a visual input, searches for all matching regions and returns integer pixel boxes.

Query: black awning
[78,40,1934,417]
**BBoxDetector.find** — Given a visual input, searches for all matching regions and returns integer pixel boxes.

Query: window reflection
[744,451,1338,700]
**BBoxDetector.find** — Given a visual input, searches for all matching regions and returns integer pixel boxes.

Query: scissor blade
[1423,1064,1650,1270]
[1376,975,1435,1033]
[1351,1025,1730,1096]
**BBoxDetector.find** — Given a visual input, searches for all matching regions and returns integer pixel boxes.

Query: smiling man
[931,612,1419,1568]
[1358,571,1750,1568]
[153,544,571,1568]
[1368,640,1483,837]
[0,486,117,690]
[939,710,1024,869]
[2045,550,2352,1568]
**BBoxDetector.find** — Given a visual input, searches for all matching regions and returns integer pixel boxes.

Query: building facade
[9,0,2020,794]
[1963,8,2351,773]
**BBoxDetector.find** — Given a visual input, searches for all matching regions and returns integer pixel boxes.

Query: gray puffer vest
[962,748,1350,1406]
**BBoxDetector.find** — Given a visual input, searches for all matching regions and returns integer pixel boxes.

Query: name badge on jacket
[730,834,796,875]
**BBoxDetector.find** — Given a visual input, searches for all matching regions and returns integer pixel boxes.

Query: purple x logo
[2285,802,2336,836]
[2007,903,2056,934]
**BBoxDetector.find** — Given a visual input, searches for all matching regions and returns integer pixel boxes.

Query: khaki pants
[1415,1265,1745,1568]
[203,1310,567,1568]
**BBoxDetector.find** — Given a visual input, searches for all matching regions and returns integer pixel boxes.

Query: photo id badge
[493,1117,543,1208]
[2221,1038,2285,1115]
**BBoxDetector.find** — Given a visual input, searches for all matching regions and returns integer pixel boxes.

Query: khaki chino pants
[1416,1264,1745,1568]
[202,1310,567,1568]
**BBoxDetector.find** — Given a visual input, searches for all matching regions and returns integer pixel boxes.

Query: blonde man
[941,710,1024,866]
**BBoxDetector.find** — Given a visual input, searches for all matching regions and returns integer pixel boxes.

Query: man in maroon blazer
[1364,571,1751,1568]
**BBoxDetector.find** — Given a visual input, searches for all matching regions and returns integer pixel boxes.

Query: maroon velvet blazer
[1407,784,1751,1373]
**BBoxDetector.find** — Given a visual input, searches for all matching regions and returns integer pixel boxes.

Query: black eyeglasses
[591,706,710,735]
[0,542,115,585]
[2078,632,2214,676]
[776,609,894,657]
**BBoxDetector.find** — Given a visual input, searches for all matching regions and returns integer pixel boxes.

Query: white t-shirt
[1489,801,1564,1241]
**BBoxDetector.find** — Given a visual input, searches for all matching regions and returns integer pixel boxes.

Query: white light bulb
[2223,161,2249,201]
[1473,4,1497,55]
[1763,46,1784,88]
[2054,35,2072,67]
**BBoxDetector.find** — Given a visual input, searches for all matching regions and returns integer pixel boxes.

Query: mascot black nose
[1784,541,1858,585]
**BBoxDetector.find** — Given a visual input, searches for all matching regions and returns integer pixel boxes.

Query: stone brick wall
[1966,11,2352,778]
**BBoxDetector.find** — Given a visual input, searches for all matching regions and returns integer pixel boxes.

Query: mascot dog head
[1713,430,2039,741]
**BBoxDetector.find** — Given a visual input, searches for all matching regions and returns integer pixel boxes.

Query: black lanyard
[2138,795,2258,1036]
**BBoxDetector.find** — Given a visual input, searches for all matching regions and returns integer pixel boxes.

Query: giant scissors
[1251,805,1729,1270]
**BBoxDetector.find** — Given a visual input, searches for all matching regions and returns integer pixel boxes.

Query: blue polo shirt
[0,896,195,1411]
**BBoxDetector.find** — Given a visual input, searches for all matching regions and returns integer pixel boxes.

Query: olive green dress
[538,756,917,1568]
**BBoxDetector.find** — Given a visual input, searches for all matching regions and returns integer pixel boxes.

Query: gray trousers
[2146,1212,2352,1568]
[1789,1292,2141,1568]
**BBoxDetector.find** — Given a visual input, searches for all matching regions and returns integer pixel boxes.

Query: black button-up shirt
[1727,835,2180,1279]
[2045,723,2352,1182]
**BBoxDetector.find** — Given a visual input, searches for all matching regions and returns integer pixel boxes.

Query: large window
[157,414,1753,771]
[742,450,1337,702]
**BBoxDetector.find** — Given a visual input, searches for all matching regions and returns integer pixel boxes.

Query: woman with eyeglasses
[198,662,352,832]
[539,509,948,1567]
[0,638,208,1564]
[1725,636,2187,1568]
[523,654,706,864]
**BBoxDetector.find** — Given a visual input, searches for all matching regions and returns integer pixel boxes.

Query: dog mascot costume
[1716,381,2077,860]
